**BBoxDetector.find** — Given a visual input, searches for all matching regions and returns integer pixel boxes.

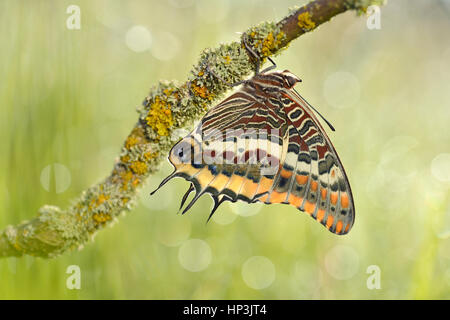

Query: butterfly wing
[260,88,355,235]
[152,72,354,235]
[152,89,288,217]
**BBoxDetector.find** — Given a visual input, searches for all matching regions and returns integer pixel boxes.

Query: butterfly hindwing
[277,88,355,234]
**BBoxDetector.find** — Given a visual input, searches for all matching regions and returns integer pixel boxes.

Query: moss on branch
[0,0,386,259]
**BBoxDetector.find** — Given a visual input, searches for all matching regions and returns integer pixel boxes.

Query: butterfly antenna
[293,88,335,132]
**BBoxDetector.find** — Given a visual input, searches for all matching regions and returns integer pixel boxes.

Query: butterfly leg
[241,34,278,75]
[241,33,261,74]
[260,57,277,74]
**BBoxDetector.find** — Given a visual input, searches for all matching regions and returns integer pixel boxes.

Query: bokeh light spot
[229,201,262,217]
[212,208,237,225]
[241,256,276,290]
[178,239,212,272]
[125,25,152,52]
[431,153,450,182]
[40,163,71,193]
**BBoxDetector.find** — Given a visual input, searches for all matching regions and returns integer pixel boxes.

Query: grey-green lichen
[0,206,80,258]
[243,21,287,58]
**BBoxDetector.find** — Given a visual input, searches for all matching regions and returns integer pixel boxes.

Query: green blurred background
[1,0,449,299]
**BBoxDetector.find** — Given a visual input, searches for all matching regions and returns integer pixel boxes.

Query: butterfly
[151,67,355,235]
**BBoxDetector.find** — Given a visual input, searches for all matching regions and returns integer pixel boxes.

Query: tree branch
[0,0,385,259]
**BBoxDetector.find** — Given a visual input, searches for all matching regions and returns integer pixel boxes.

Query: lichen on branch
[0,0,386,259]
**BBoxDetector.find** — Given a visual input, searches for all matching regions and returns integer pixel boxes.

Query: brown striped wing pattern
[152,70,355,235]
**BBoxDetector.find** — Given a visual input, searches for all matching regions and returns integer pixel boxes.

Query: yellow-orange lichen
[89,194,110,209]
[93,212,112,223]
[129,161,148,175]
[255,31,285,57]
[262,32,275,56]
[297,11,316,31]
[120,171,133,188]
[143,151,158,160]
[13,242,21,251]
[97,194,109,205]
[145,96,174,136]
[121,155,130,163]
[191,82,213,100]
[132,177,140,187]
[125,136,139,149]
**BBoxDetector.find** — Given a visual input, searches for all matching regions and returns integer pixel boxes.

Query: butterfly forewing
[153,70,355,235]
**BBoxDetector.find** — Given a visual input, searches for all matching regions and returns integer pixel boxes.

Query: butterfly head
[252,69,302,90]
[168,136,198,167]
[278,70,302,89]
